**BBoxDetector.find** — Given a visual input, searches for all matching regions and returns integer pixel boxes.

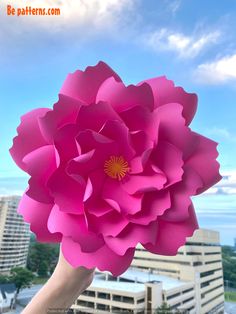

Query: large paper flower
[10,61,221,276]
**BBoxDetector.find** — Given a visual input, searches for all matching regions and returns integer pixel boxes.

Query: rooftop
[91,268,190,293]
[91,277,145,293]
[119,268,189,290]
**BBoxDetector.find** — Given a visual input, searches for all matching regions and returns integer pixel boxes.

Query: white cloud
[145,28,221,58]
[203,170,236,195]
[1,0,137,33]
[194,54,236,84]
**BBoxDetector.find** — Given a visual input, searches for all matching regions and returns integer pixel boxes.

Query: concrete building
[0,196,30,274]
[133,229,224,314]
[71,229,224,314]
[71,269,196,314]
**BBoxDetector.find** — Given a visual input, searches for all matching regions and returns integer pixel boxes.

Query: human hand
[22,244,95,314]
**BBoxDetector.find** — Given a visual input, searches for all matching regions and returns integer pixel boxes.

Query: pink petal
[76,101,122,132]
[9,108,50,171]
[104,221,157,255]
[143,204,198,255]
[76,129,115,153]
[162,166,203,222]
[48,205,104,252]
[47,167,85,214]
[67,130,118,177]
[129,131,154,174]
[23,145,57,203]
[130,149,153,174]
[18,192,61,242]
[151,141,184,187]
[38,95,82,144]
[83,178,93,202]
[128,190,171,225]
[119,105,159,142]
[100,120,135,161]
[185,134,222,194]
[102,178,143,215]
[60,61,121,104]
[86,210,129,237]
[156,103,197,159]
[130,131,154,155]
[61,237,135,276]
[53,124,80,163]
[97,77,154,112]
[122,172,166,194]
[86,169,106,198]
[139,76,197,125]
[85,197,113,217]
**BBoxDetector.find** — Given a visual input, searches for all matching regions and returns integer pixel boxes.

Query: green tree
[156,302,171,313]
[9,267,35,294]
[222,245,236,289]
[27,242,59,276]
[0,274,10,284]
[155,302,182,314]
[38,260,49,277]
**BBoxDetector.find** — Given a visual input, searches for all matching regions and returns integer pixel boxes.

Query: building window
[202,293,224,307]
[77,300,94,308]
[201,285,223,298]
[200,276,223,288]
[112,306,133,313]
[205,260,222,265]
[171,303,181,309]
[185,242,220,247]
[200,268,222,278]
[112,295,134,303]
[137,298,145,304]
[82,290,95,297]
[182,297,194,304]
[98,292,110,300]
[97,303,110,311]
[167,292,180,300]
[182,287,194,294]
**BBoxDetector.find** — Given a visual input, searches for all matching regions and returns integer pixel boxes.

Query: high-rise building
[133,229,224,314]
[0,196,30,275]
[71,229,224,314]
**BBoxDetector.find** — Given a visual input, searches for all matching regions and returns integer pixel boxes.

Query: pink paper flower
[10,61,221,276]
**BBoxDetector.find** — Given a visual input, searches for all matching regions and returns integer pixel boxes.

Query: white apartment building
[0,196,30,274]
[71,229,224,314]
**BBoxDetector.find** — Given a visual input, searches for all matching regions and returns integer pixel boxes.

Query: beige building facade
[133,229,224,314]
[72,270,197,314]
[72,229,224,314]
[0,196,30,274]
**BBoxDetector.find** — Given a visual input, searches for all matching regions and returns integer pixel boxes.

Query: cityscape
[0,194,235,314]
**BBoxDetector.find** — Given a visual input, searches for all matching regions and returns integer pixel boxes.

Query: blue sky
[0,0,235,245]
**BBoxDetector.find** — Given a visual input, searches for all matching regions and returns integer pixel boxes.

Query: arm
[22,245,94,314]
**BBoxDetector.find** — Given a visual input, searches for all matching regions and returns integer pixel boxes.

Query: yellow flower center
[104,155,130,180]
